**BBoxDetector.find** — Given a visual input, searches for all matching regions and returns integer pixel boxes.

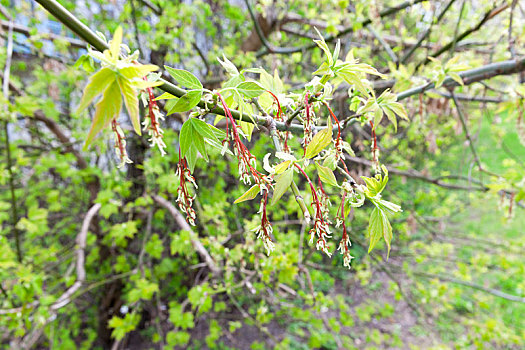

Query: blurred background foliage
[1,0,525,349]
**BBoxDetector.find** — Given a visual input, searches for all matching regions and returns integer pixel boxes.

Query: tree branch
[152,195,220,277]
[397,57,525,101]
[256,0,427,57]
[417,2,509,68]
[33,0,304,133]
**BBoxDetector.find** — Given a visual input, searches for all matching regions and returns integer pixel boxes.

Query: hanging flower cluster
[142,84,167,156]
[111,119,133,168]
[294,163,332,257]
[75,27,410,268]
[252,191,275,256]
[302,93,314,155]
[336,190,354,268]
[217,93,275,253]
[175,153,198,226]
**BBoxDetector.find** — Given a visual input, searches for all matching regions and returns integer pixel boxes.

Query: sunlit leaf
[165,66,203,90]
[274,160,291,175]
[77,67,116,113]
[236,81,265,99]
[271,168,293,205]
[234,185,260,204]
[168,90,202,114]
[367,207,392,255]
[117,77,141,135]
[315,162,338,187]
[305,118,333,159]
[109,26,123,60]
[84,80,122,148]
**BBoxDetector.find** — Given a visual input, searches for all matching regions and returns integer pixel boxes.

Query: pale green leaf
[155,92,177,101]
[367,207,392,255]
[185,145,198,172]
[274,160,291,174]
[84,80,122,148]
[190,118,220,142]
[305,118,333,159]
[217,55,239,76]
[110,26,123,60]
[165,66,203,90]
[271,168,293,206]
[236,81,265,98]
[387,102,409,121]
[448,72,464,86]
[77,67,116,113]
[119,64,159,80]
[117,77,141,135]
[382,107,397,131]
[315,162,338,187]
[129,79,163,89]
[234,185,260,204]
[191,127,208,162]
[168,90,202,114]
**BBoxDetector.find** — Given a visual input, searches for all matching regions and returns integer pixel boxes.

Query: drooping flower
[111,119,133,168]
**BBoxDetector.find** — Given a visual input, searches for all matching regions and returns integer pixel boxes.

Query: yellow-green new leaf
[305,118,333,159]
[77,67,116,113]
[154,92,177,101]
[129,79,163,90]
[119,64,159,80]
[315,162,338,187]
[110,26,123,60]
[118,77,141,135]
[234,185,260,204]
[274,160,291,175]
[367,207,392,256]
[271,168,293,206]
[84,80,122,148]
[448,72,464,86]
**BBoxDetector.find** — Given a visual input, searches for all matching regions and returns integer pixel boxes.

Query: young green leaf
[313,28,333,67]
[274,160,291,175]
[117,77,141,135]
[367,207,392,255]
[271,168,293,206]
[179,121,193,158]
[217,55,239,76]
[165,66,203,90]
[305,118,333,159]
[119,64,159,80]
[84,80,122,148]
[191,127,208,162]
[168,90,202,114]
[190,118,220,142]
[236,81,265,99]
[315,162,338,187]
[234,185,260,204]
[154,92,177,101]
[109,26,123,60]
[77,67,116,113]
[185,144,198,172]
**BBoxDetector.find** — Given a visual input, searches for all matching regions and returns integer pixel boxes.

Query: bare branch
[397,57,525,101]
[152,195,221,277]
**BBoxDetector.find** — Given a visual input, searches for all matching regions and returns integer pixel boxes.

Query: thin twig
[152,195,221,277]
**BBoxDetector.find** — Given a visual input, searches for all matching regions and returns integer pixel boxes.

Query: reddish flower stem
[294,163,325,225]
[216,92,263,180]
[112,119,125,157]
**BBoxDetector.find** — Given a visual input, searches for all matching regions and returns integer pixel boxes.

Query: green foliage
[2,1,525,349]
